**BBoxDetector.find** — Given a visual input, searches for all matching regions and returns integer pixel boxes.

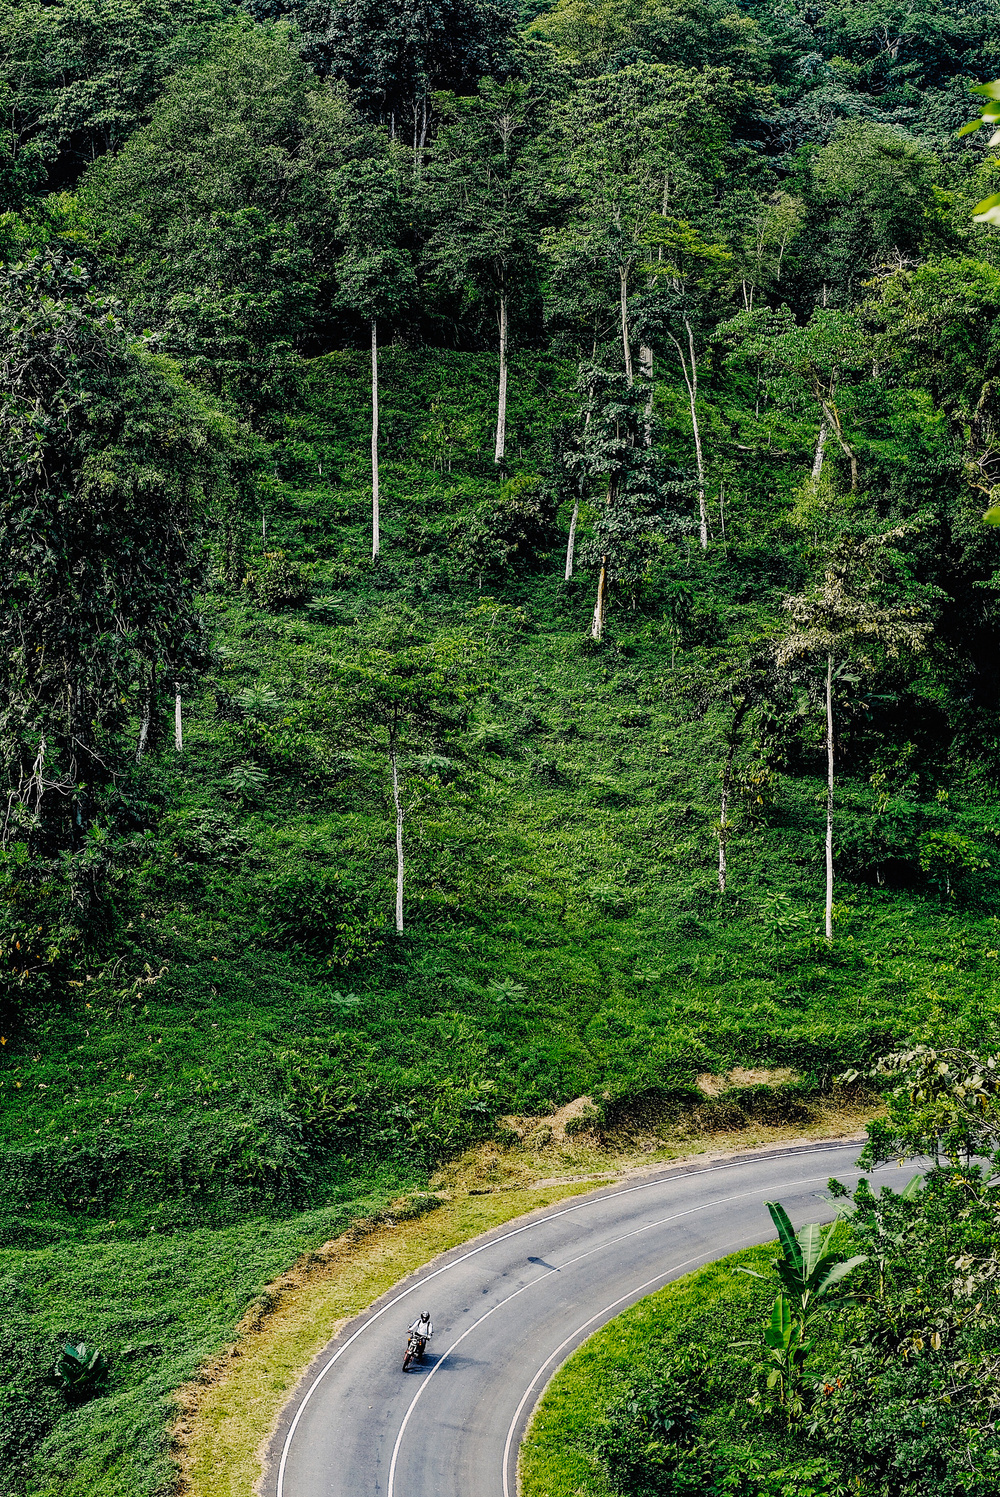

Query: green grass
[3,347,1000,1495]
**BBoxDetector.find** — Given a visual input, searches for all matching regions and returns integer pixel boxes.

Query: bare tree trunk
[825,650,834,943]
[371,319,380,560]
[669,319,707,548]
[811,422,827,482]
[390,732,404,934]
[819,399,857,491]
[718,766,730,894]
[565,499,579,581]
[639,342,653,445]
[565,401,593,581]
[619,268,633,385]
[494,292,508,465]
[136,664,155,763]
[590,557,608,641]
[174,687,183,753]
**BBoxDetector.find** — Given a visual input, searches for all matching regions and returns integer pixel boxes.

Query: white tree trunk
[174,688,183,753]
[494,293,508,465]
[590,557,607,640]
[565,499,579,580]
[669,320,707,548]
[564,403,592,582]
[825,650,834,943]
[639,343,653,445]
[811,422,827,482]
[371,320,380,560]
[718,776,729,893]
[391,736,404,933]
[136,665,155,763]
[619,268,633,385]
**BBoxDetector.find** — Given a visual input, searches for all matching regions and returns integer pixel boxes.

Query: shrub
[244,550,312,609]
[456,474,557,578]
[54,1342,109,1401]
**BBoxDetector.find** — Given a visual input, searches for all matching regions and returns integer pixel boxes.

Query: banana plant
[737,1201,866,1419]
[54,1341,109,1400]
[762,1291,812,1413]
[739,1201,867,1326]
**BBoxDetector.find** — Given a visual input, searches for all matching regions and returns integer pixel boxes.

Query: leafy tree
[80,21,370,408]
[854,1043,1000,1166]
[745,307,871,492]
[0,0,232,193]
[805,121,952,302]
[545,64,730,383]
[0,251,246,856]
[528,0,766,78]
[726,189,805,313]
[634,218,731,547]
[329,627,477,932]
[288,0,517,153]
[570,364,667,640]
[869,258,1000,517]
[333,151,416,558]
[776,531,932,942]
[423,79,553,465]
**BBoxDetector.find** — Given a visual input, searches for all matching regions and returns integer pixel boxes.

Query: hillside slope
[2,347,999,1496]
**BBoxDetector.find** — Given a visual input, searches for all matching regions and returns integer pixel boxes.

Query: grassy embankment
[2,348,999,1497]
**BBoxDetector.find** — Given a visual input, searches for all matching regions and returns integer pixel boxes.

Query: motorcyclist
[407,1311,433,1356]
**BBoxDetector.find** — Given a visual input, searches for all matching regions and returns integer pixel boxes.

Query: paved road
[265,1141,871,1497]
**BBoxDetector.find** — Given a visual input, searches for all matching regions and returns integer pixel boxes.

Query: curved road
[264,1141,871,1497]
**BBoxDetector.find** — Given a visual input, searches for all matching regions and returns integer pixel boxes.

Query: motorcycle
[402,1331,427,1371]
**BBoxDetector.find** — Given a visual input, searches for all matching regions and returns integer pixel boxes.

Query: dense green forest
[4,0,1000,1492]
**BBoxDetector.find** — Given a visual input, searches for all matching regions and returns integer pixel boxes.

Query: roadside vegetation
[522,1051,1000,1497]
[4,0,1000,1492]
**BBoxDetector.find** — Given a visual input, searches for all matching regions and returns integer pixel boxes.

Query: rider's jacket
[408,1317,434,1337]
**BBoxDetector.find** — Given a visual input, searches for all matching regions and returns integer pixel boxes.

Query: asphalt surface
[265,1140,872,1497]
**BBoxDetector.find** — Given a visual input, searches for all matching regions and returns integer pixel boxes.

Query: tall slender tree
[334,153,416,559]
[330,627,476,933]
[633,218,731,550]
[776,532,932,942]
[423,80,553,466]
[565,365,664,640]
[543,63,730,378]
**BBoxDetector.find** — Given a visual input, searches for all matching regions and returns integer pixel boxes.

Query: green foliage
[54,1341,109,1401]
[80,20,372,405]
[0,249,246,876]
[244,550,314,610]
[458,473,558,576]
[735,1202,865,1420]
[855,1042,1000,1166]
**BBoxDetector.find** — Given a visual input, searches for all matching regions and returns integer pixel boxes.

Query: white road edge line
[273,1144,860,1496]
[382,1166,860,1497]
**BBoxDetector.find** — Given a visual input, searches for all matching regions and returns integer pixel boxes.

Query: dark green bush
[245,550,312,610]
